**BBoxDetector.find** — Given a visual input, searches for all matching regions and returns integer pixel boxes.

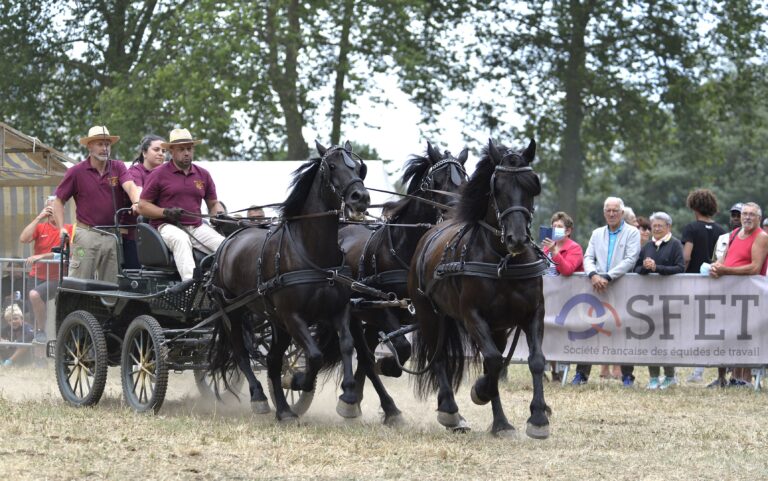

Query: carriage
[46,211,309,414]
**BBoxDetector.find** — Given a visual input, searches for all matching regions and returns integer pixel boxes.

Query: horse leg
[463,309,514,437]
[331,305,360,418]
[524,303,550,439]
[350,315,403,426]
[231,315,269,414]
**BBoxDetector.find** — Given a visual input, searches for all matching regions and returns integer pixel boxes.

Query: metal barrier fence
[0,258,59,366]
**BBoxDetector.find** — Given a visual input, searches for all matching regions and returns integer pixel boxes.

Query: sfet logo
[554,293,621,340]
[555,294,760,341]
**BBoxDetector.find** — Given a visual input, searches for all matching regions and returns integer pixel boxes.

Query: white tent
[194,160,396,217]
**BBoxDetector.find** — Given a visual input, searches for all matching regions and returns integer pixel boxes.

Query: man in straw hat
[138,128,225,286]
[53,126,140,283]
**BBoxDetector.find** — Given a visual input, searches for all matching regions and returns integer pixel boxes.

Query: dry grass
[1,363,767,480]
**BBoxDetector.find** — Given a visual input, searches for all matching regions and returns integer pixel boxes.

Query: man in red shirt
[53,126,140,283]
[138,128,225,285]
[709,201,768,387]
[19,196,73,341]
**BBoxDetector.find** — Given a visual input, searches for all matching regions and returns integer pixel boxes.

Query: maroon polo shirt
[140,160,217,228]
[55,157,131,228]
[121,162,156,238]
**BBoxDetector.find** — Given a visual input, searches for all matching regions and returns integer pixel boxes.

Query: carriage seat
[136,219,210,272]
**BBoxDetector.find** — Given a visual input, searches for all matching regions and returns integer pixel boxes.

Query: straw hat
[79,126,120,146]
[161,128,203,149]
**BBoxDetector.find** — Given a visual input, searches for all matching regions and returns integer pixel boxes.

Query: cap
[730,203,743,213]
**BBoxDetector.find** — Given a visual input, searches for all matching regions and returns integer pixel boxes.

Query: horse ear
[522,138,536,164]
[315,140,327,156]
[488,139,502,165]
[426,141,440,164]
[344,140,352,152]
[457,147,468,165]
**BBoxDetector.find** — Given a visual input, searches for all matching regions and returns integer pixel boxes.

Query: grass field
[1,362,767,480]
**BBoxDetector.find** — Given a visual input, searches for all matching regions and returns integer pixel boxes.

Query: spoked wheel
[55,310,108,407]
[268,339,315,416]
[120,315,168,413]
[194,366,245,401]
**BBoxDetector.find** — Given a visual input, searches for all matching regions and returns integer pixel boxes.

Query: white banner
[507,274,768,367]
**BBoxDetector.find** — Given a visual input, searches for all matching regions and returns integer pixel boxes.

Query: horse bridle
[318,146,366,202]
[419,155,468,194]
[489,163,535,243]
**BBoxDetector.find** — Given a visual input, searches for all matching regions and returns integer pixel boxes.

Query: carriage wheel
[268,340,315,416]
[55,310,108,407]
[120,315,169,413]
[193,366,245,401]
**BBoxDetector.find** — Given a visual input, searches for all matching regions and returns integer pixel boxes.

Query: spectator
[0,304,34,367]
[123,135,166,269]
[572,196,641,386]
[636,216,651,246]
[681,189,727,274]
[138,128,225,287]
[713,203,743,262]
[53,126,139,283]
[709,202,768,387]
[19,196,73,342]
[542,211,583,381]
[633,212,684,389]
[623,207,639,228]
[248,205,265,219]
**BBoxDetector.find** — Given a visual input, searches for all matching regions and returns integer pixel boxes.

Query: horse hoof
[525,422,550,440]
[336,400,362,419]
[437,411,470,433]
[383,413,406,428]
[493,427,518,439]
[251,400,271,414]
[470,385,489,406]
[277,413,299,425]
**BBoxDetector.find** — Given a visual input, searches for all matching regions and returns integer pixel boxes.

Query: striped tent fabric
[0,123,75,258]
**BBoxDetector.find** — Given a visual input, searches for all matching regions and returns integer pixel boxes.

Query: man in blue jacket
[571,196,641,386]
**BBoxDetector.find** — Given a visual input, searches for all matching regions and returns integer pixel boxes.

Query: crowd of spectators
[542,189,768,389]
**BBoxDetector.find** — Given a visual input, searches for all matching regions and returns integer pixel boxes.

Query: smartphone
[539,225,553,242]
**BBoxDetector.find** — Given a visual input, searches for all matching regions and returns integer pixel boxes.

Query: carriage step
[46,340,56,358]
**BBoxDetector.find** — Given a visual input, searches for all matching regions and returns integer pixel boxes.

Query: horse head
[421,141,468,209]
[487,138,540,256]
[315,140,371,216]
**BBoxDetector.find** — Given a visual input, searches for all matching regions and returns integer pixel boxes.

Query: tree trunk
[330,0,354,145]
[264,0,309,160]
[556,0,593,223]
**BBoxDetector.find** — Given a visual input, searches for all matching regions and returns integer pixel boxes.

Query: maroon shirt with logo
[140,161,217,228]
[121,162,156,239]
[55,157,131,227]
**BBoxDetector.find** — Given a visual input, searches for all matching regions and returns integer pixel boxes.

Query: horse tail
[413,313,468,399]
[207,298,241,392]
[312,322,342,373]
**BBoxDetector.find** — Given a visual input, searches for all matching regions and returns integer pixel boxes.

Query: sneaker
[570,372,588,385]
[729,378,753,388]
[659,377,678,390]
[706,378,727,388]
[646,377,661,390]
[34,330,47,344]
[622,374,635,387]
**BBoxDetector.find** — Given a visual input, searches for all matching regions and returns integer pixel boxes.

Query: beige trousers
[158,223,224,280]
[69,226,119,283]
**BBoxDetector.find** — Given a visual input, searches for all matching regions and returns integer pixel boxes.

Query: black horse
[209,141,370,422]
[408,138,551,438]
[338,142,467,425]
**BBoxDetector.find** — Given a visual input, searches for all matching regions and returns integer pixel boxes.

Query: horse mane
[281,157,321,217]
[401,154,432,195]
[455,143,541,223]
